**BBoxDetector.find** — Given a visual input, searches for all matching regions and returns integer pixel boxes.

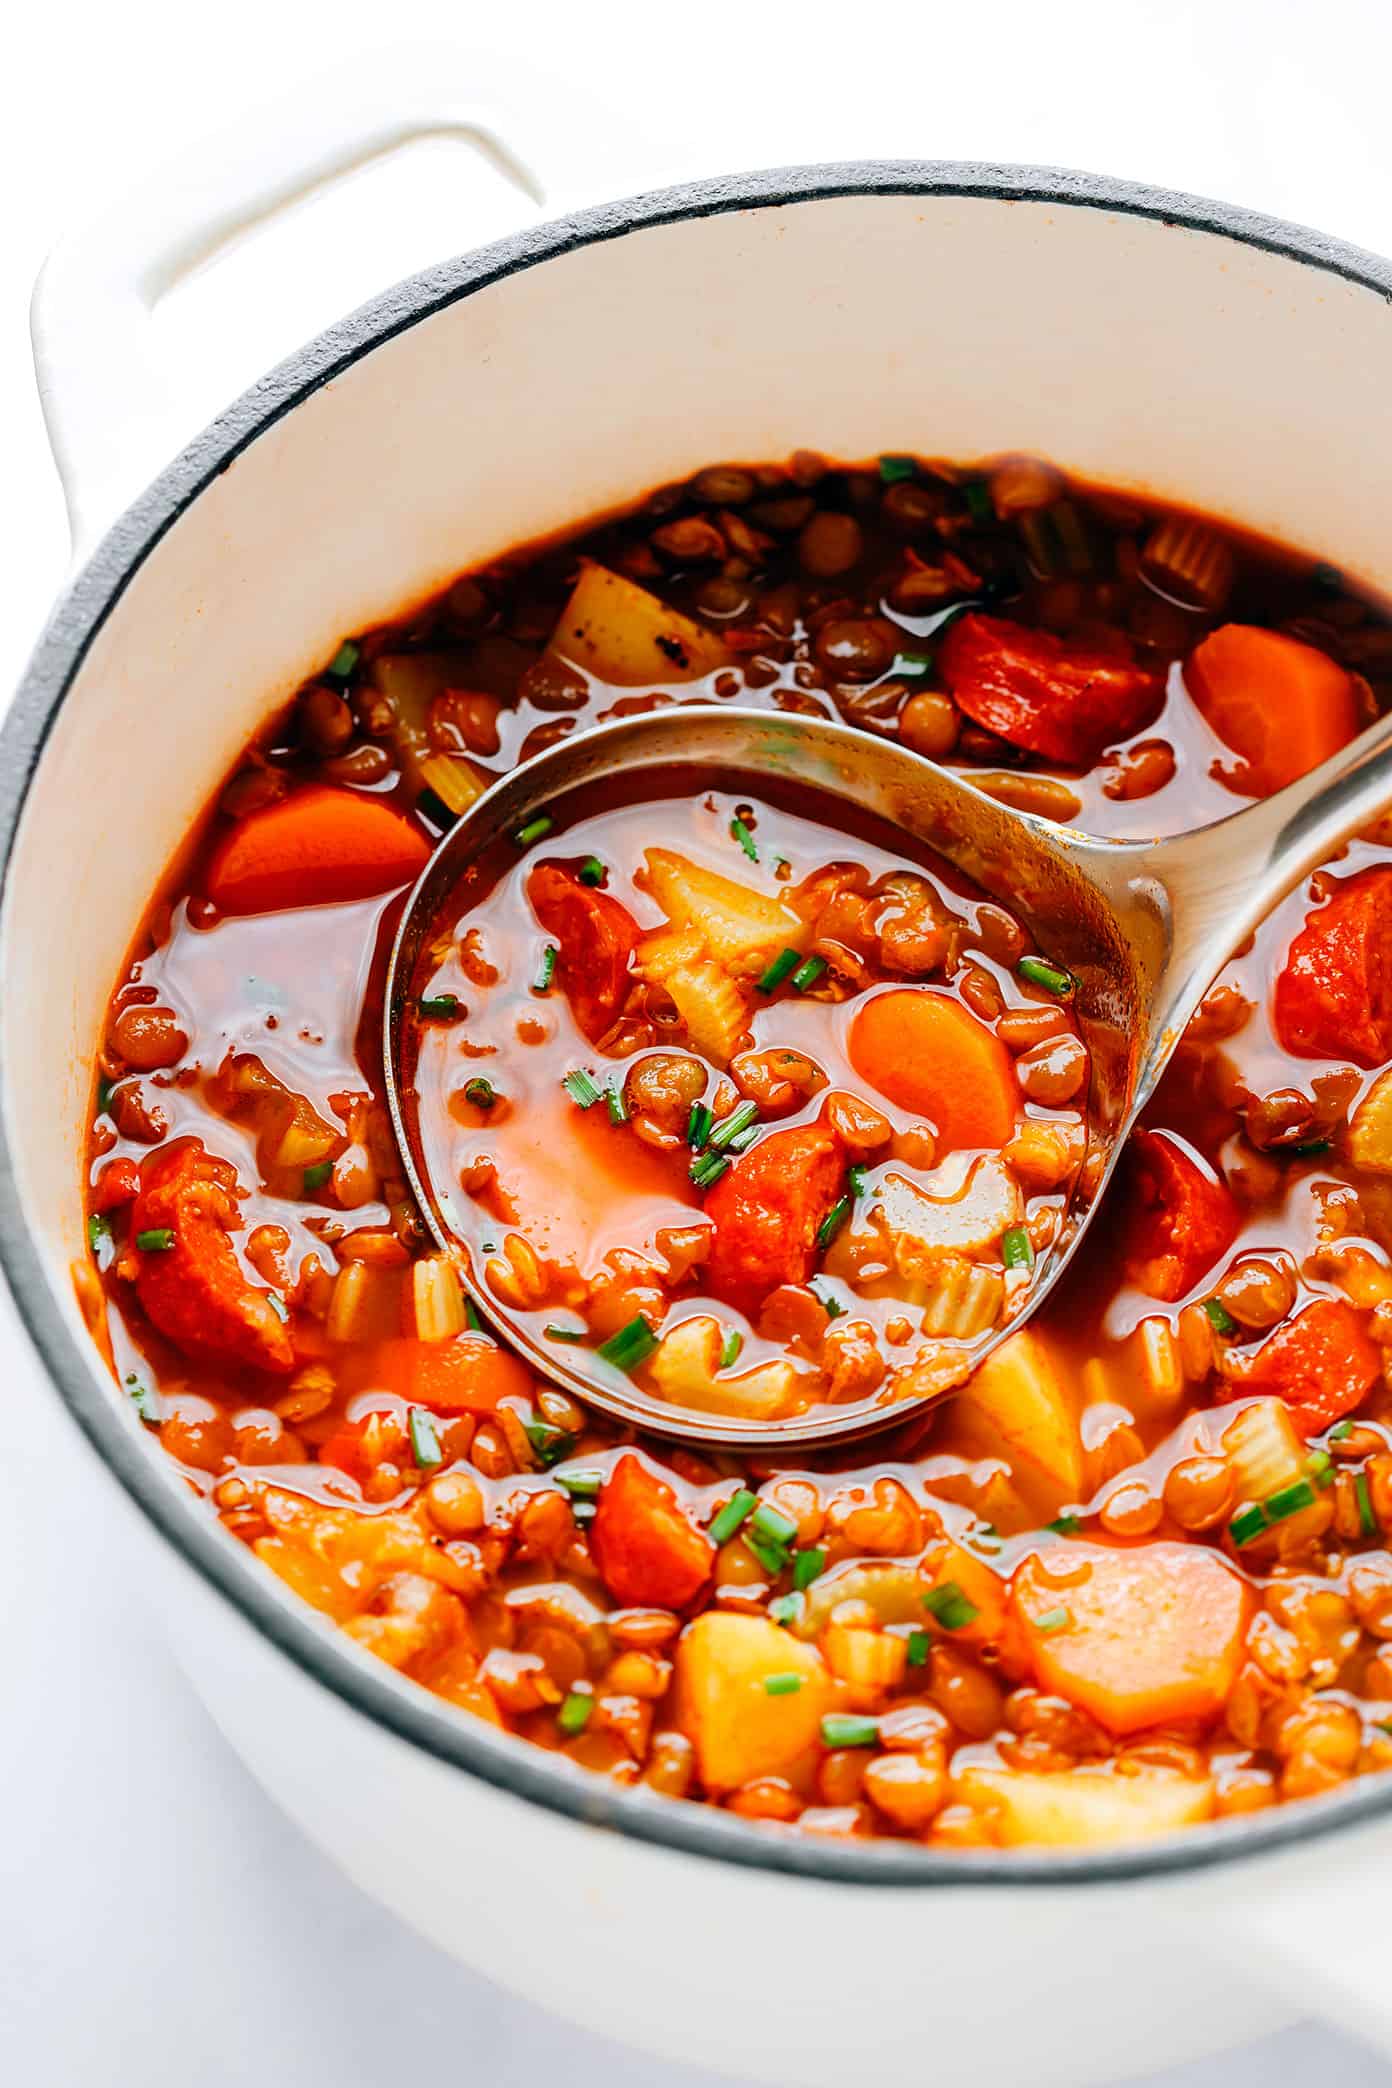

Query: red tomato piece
[704,1124,845,1315]
[938,612,1163,766]
[319,1409,398,1486]
[1274,866,1392,1069]
[589,1453,716,1609]
[1121,1127,1240,1303]
[206,785,430,915]
[526,861,640,1044]
[90,1156,141,1212]
[1239,1297,1381,1436]
[131,1141,293,1374]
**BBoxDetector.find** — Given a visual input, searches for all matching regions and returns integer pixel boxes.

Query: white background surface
[5,2,1392,2081]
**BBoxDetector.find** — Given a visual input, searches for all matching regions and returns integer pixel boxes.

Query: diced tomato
[589,1453,716,1609]
[1238,1297,1381,1436]
[90,1156,141,1212]
[1274,866,1392,1069]
[131,1141,293,1374]
[526,861,640,1044]
[206,785,430,915]
[938,612,1163,766]
[704,1124,845,1315]
[1120,1127,1240,1303]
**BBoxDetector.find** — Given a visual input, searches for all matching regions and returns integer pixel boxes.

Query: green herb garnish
[135,1228,175,1253]
[557,1690,593,1735]
[524,1418,576,1466]
[1356,1470,1379,1538]
[820,1713,880,1749]
[1002,1224,1034,1271]
[327,640,360,680]
[708,1488,757,1545]
[817,1196,851,1251]
[563,1068,602,1108]
[1047,1513,1081,1535]
[596,1316,658,1374]
[922,1580,979,1630]
[768,1593,802,1627]
[303,1160,333,1193]
[906,1628,929,1667]
[709,1100,759,1150]
[791,955,827,992]
[554,1468,603,1501]
[1203,1298,1237,1336]
[605,1085,628,1125]
[417,993,461,1021]
[1229,1502,1269,1548]
[756,947,802,994]
[962,479,993,524]
[513,814,555,847]
[409,1407,443,1468]
[690,1150,731,1190]
[730,816,759,862]
[686,1101,713,1150]
[1032,1607,1071,1634]
[719,1327,743,1369]
[533,946,558,992]
[126,1374,161,1425]
[577,856,606,886]
[763,1672,804,1697]
[544,1321,587,1343]
[1017,955,1074,997]
[878,455,916,483]
[792,1547,825,1591]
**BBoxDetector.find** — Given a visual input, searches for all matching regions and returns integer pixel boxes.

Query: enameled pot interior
[7,168,1392,1882]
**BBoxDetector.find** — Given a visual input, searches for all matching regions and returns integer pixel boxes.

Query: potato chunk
[650,1314,800,1420]
[956,1764,1216,1847]
[951,1328,1084,1512]
[1011,1542,1252,1736]
[877,1157,1022,1275]
[1349,1066,1392,1174]
[674,1613,833,1792]
[642,850,808,973]
[551,563,729,685]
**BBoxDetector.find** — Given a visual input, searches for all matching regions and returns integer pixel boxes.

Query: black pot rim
[6,158,1392,1892]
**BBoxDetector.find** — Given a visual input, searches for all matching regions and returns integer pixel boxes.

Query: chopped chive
[1356,1470,1379,1538]
[533,946,558,992]
[747,1531,791,1578]
[686,1101,714,1150]
[87,1212,111,1257]
[482,1241,498,1254]
[811,1280,845,1319]
[463,1077,496,1109]
[690,1150,731,1191]
[563,1068,602,1108]
[463,1297,482,1332]
[726,1125,761,1156]
[554,1467,603,1501]
[596,1315,658,1374]
[820,1713,880,1749]
[557,1690,593,1735]
[605,1085,628,1125]
[720,1327,743,1369]
[848,1164,868,1200]
[893,649,935,677]
[709,1488,757,1545]
[1047,1513,1081,1535]
[126,1375,162,1425]
[97,1077,115,1115]
[963,479,993,524]
[730,816,759,862]
[791,955,827,993]
[906,1627,930,1667]
[878,455,916,484]
[922,1580,979,1630]
[544,1321,587,1343]
[709,1100,759,1150]
[792,1547,826,1591]
[267,1292,289,1323]
[409,1407,443,1468]
[135,1228,175,1253]
[817,1195,851,1250]
[751,1501,800,1549]
[763,1672,804,1697]
[577,856,606,886]
[1017,955,1074,997]
[768,1592,803,1626]
[417,993,461,1021]
[1229,1502,1268,1548]
[416,786,458,833]
[1032,1607,1071,1634]
[1330,1418,1355,1443]
[303,1160,333,1194]
[1265,1477,1317,1524]
[524,1418,576,1466]
[513,814,554,847]
[1001,1224,1035,1272]
[1203,1297,1237,1336]
[1305,1449,1335,1491]
[327,640,360,680]
[756,947,802,994]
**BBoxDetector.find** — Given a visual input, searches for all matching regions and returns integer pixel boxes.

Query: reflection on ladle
[385,703,1392,1450]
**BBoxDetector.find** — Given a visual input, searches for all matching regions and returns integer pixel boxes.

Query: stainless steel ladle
[384,702,1392,1450]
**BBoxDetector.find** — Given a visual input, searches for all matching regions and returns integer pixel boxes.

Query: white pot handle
[30,47,649,555]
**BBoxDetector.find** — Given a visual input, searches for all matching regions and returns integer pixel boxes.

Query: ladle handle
[1147,705,1392,1052]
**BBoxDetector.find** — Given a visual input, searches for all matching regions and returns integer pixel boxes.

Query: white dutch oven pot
[7,80,1392,2088]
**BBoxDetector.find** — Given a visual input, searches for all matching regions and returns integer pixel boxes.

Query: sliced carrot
[1120,1127,1240,1303]
[374,1332,533,1414]
[1186,624,1360,796]
[847,988,1018,1152]
[1274,865,1392,1068]
[589,1454,716,1609]
[206,785,430,915]
[131,1140,293,1374]
[526,861,640,1044]
[1012,1542,1252,1736]
[704,1123,845,1314]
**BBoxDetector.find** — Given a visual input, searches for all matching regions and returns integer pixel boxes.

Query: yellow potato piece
[643,849,808,972]
[956,1764,1216,1848]
[878,1157,1022,1274]
[650,1314,800,1420]
[951,1328,1084,1513]
[674,1613,833,1792]
[551,562,729,685]
[664,960,750,1067]
[1350,1067,1392,1174]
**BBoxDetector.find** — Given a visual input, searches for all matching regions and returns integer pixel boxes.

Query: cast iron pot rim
[5,158,1392,1891]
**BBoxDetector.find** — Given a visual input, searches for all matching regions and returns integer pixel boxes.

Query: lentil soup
[80,451,1392,1848]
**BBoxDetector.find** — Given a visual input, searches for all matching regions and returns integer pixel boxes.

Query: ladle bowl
[385,700,1392,1448]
